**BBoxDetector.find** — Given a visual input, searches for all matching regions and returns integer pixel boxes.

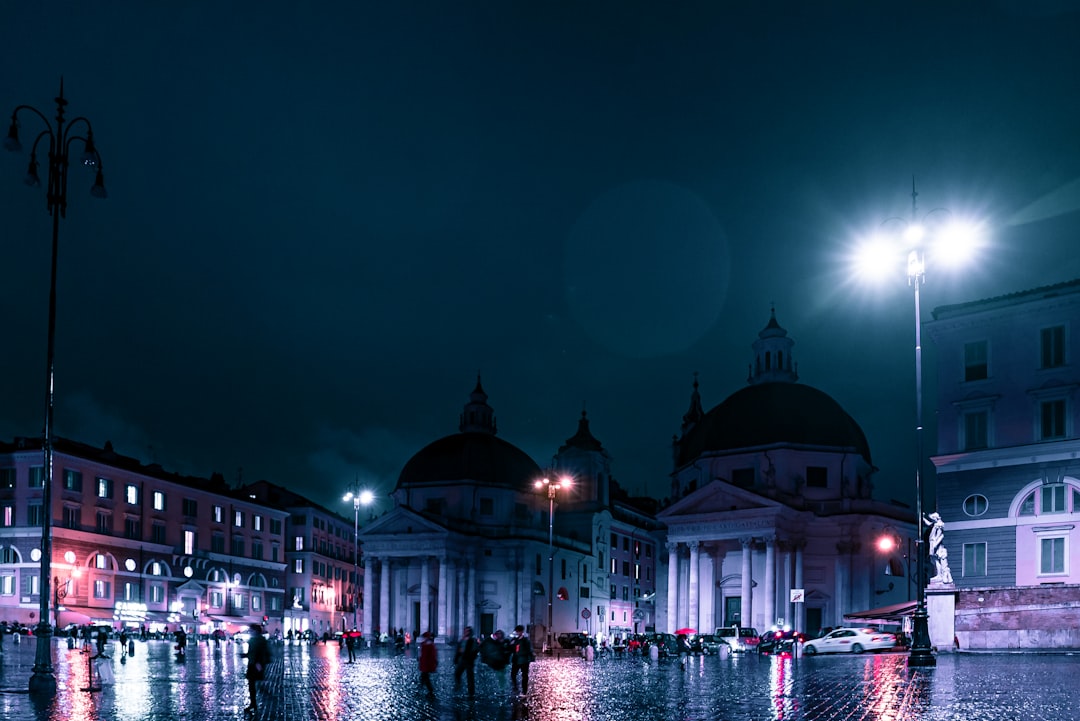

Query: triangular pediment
[176,579,206,594]
[359,506,448,538]
[659,478,782,520]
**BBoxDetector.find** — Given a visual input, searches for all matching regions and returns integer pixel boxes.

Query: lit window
[151,562,162,576]
[93,580,110,599]
[213,505,223,523]
[95,554,107,569]
[294,536,304,552]
[294,559,304,574]
[153,491,166,512]
[234,510,245,528]
[184,530,195,555]
[254,515,262,532]
[96,477,113,499]
[126,484,139,505]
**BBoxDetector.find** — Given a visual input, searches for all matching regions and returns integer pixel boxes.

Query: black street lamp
[534,474,571,653]
[342,484,373,632]
[855,180,980,668]
[4,80,108,697]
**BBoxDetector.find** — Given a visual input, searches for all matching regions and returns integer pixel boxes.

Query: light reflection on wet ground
[1,639,1080,720]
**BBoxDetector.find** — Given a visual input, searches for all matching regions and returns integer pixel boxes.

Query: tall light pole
[343,484,373,632]
[855,180,979,669]
[5,80,107,697]
[534,474,571,653]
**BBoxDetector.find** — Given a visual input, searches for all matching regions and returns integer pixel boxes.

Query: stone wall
[954,585,1080,650]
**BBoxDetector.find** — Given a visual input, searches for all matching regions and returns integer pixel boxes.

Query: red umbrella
[674,628,696,635]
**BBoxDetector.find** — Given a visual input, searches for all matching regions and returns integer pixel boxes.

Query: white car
[802,627,897,655]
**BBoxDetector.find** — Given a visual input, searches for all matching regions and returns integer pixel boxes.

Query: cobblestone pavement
[1,638,1079,720]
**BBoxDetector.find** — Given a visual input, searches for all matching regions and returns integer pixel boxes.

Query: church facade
[658,312,917,637]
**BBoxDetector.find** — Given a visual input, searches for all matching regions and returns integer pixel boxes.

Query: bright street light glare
[853,236,899,280]
[933,220,980,268]
[876,536,897,553]
[359,490,374,505]
[903,223,925,244]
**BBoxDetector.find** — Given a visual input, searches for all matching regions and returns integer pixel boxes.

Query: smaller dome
[396,432,543,491]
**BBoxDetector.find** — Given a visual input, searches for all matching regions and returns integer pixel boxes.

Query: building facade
[0,438,288,636]
[358,379,659,646]
[241,480,364,638]
[928,279,1080,649]
[659,312,917,637]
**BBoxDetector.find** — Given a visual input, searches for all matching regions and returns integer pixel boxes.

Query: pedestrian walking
[453,626,480,696]
[175,626,188,659]
[418,630,437,696]
[480,629,511,692]
[242,623,271,714]
[345,628,357,663]
[509,625,534,696]
[677,633,691,667]
[95,627,109,658]
[119,628,129,662]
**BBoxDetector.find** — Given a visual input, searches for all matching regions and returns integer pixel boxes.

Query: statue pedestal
[926,583,957,653]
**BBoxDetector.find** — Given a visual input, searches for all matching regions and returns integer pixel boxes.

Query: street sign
[581,608,591,619]
[790,588,805,603]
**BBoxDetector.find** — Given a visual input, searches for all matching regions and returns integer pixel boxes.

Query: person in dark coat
[243,624,271,713]
[418,631,437,696]
[509,625,534,695]
[174,626,187,658]
[95,627,110,658]
[453,626,479,696]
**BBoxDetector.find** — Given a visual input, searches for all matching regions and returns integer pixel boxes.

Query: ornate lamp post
[343,485,373,632]
[534,474,571,653]
[855,180,979,668]
[4,80,107,696]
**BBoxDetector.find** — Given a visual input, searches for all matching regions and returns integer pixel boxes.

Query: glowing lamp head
[876,535,897,553]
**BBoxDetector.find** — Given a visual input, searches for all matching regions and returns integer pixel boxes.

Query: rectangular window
[1040,536,1066,575]
[234,510,245,527]
[211,534,225,553]
[535,554,542,576]
[610,557,617,574]
[124,582,141,602]
[213,505,223,523]
[964,340,988,381]
[270,519,282,535]
[805,466,828,488]
[29,466,44,488]
[184,530,196,555]
[963,411,989,450]
[635,563,640,580]
[561,558,567,580]
[125,518,140,540]
[253,515,262,532]
[622,560,630,576]
[93,580,110,599]
[962,542,987,577]
[252,594,261,611]
[622,585,629,601]
[182,498,198,517]
[125,484,140,505]
[2,505,12,527]
[232,536,245,557]
[610,584,617,599]
[271,543,279,562]
[210,591,223,609]
[1041,400,1066,440]
[151,524,166,544]
[95,553,108,569]
[63,469,83,492]
[252,540,263,560]
[152,491,166,512]
[1041,484,1066,514]
[63,506,79,529]
[294,536,304,552]
[294,559,304,574]
[1,575,14,595]
[610,533,617,548]
[96,512,111,534]
[1041,325,1065,369]
[96,477,113,499]
[28,504,44,527]
[0,468,15,489]
[150,584,164,603]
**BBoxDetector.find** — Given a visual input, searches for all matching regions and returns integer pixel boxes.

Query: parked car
[693,633,725,655]
[643,632,678,657]
[802,627,897,655]
[756,628,805,655]
[557,632,591,649]
[715,626,760,653]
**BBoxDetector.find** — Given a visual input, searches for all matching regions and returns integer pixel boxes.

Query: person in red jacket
[418,631,437,696]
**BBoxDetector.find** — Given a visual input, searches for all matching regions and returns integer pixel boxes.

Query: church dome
[395,377,543,490]
[396,432,542,490]
[675,382,872,468]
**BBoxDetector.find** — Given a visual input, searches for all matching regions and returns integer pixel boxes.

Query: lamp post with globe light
[343,485,374,632]
[535,474,571,653]
[4,81,108,697]
[855,180,980,668]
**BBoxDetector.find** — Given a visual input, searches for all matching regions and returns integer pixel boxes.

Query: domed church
[658,310,916,636]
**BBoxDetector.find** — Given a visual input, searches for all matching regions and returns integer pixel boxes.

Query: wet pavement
[0,637,1078,720]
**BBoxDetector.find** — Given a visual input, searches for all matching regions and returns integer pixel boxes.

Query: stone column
[456,565,466,633]
[666,542,679,633]
[740,537,753,628]
[781,542,793,627]
[437,556,448,640]
[763,536,776,630]
[793,542,805,633]
[688,541,700,632]
[379,557,390,639]
[362,556,374,642]
[420,557,431,635]
[467,561,477,628]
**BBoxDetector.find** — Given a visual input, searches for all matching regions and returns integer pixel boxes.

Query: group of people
[418,624,535,698]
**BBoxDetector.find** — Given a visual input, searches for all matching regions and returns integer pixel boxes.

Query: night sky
[3,2,1080,515]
